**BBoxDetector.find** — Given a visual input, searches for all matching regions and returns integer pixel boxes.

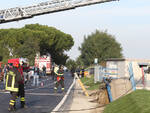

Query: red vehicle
[8,58,28,66]
[8,58,29,82]
[35,54,51,74]
[8,58,20,66]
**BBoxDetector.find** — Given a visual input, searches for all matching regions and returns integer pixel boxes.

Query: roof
[106,58,150,62]
[106,58,126,61]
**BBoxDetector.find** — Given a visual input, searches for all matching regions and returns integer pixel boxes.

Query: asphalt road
[0,72,74,113]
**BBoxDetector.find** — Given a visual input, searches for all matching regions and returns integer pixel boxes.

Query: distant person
[81,68,85,78]
[76,67,80,77]
[0,67,2,81]
[33,65,39,86]
[71,68,75,77]
[51,65,55,79]
[147,65,150,73]
[3,64,8,87]
[42,65,46,76]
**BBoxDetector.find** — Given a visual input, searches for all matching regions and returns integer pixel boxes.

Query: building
[105,58,150,100]
[106,58,150,88]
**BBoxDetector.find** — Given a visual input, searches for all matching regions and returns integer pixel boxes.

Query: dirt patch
[69,81,106,113]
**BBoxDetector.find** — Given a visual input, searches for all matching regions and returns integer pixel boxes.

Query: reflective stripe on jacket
[5,67,21,92]
[56,69,64,77]
[54,66,59,74]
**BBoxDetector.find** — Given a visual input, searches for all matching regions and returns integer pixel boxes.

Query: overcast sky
[0,0,150,60]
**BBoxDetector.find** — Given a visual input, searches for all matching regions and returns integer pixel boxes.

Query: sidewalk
[69,81,105,113]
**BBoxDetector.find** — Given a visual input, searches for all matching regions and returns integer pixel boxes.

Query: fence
[94,65,118,83]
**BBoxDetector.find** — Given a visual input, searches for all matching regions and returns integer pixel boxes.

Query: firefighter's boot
[61,88,65,93]
[20,97,27,108]
[54,87,57,93]
[20,101,28,108]
[8,100,16,111]
[8,106,16,112]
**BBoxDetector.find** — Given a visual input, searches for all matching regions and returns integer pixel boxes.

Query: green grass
[104,90,150,113]
[80,75,100,90]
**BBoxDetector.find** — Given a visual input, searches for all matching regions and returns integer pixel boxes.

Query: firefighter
[18,61,27,108]
[5,63,22,111]
[53,64,59,81]
[54,65,64,93]
[42,65,46,76]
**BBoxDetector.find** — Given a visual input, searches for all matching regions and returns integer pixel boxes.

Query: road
[0,72,74,113]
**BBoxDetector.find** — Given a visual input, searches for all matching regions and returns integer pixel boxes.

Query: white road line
[0,91,63,96]
[26,92,62,96]
[51,77,75,113]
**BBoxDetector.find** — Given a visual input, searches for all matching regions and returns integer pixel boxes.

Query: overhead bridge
[0,0,118,24]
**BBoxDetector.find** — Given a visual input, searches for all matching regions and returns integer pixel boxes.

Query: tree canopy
[77,30,123,66]
[66,59,77,72]
[0,24,74,65]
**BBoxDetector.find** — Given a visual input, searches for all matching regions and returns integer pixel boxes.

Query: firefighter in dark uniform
[54,65,64,92]
[18,61,27,108]
[5,63,22,111]
[81,68,85,78]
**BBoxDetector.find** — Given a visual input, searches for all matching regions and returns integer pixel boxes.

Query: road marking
[51,77,75,113]
[26,92,63,96]
[0,91,63,96]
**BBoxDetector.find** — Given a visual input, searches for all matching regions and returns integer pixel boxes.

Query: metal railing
[94,65,118,83]
[0,0,118,23]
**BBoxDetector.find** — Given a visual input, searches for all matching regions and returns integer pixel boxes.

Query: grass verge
[104,90,150,113]
[80,75,100,90]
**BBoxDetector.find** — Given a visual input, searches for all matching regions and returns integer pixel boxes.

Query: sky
[0,0,150,60]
